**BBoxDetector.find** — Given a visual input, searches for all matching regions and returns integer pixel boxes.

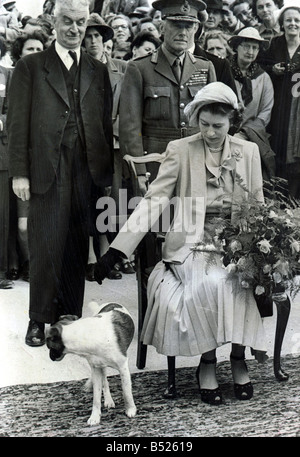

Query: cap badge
[181,1,191,13]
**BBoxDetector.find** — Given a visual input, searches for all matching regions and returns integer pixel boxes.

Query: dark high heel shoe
[196,357,222,406]
[230,354,253,400]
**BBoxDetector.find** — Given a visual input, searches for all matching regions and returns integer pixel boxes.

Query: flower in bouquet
[203,177,300,300]
[229,239,242,253]
[226,263,237,273]
[257,239,272,254]
[291,240,300,254]
[263,264,272,274]
[255,285,265,296]
[192,176,300,301]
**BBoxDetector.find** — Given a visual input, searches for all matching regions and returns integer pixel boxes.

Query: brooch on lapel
[231,148,243,161]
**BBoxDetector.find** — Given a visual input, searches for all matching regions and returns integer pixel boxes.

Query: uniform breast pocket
[144,86,171,120]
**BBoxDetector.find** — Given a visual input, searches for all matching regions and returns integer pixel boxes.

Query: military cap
[152,0,207,23]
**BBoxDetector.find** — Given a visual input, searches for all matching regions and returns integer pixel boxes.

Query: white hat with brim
[184,82,239,127]
[228,27,269,51]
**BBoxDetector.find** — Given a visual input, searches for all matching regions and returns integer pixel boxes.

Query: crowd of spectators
[0,0,300,290]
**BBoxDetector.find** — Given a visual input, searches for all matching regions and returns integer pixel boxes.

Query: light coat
[111,133,263,263]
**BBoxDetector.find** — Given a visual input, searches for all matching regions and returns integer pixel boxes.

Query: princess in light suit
[96,82,267,405]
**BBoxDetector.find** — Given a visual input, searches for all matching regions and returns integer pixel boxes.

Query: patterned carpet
[1,354,300,438]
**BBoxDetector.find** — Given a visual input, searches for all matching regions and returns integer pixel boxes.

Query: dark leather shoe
[107,269,122,280]
[25,320,45,347]
[6,268,19,280]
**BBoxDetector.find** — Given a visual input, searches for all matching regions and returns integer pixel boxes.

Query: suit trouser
[0,170,10,273]
[28,140,92,323]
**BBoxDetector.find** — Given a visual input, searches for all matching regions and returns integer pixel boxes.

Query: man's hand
[12,177,31,201]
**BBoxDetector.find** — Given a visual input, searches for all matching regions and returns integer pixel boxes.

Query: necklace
[208,146,223,153]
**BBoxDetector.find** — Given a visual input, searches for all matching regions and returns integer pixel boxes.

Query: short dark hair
[130,30,161,52]
[11,31,48,64]
[199,102,242,127]
[278,6,300,29]
[252,0,283,18]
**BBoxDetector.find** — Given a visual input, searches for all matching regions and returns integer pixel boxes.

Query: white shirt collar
[55,41,81,69]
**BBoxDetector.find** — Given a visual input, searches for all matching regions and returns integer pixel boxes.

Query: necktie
[68,50,78,80]
[173,57,181,83]
[68,50,78,68]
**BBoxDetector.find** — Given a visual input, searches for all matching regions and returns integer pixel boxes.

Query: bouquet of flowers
[194,177,300,313]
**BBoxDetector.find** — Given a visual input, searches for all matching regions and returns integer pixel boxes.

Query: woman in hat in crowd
[94,82,267,406]
[203,0,226,32]
[228,27,275,179]
[261,1,300,198]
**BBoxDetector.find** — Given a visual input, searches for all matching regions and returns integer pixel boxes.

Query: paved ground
[1,273,300,388]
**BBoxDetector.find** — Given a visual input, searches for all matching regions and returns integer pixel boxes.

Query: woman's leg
[197,349,218,390]
[196,349,222,405]
[230,343,253,400]
[230,344,250,385]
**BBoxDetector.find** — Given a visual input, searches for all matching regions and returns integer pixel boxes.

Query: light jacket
[111,133,263,264]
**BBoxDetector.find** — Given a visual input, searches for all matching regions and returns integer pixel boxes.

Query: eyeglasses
[239,43,260,52]
[112,24,129,30]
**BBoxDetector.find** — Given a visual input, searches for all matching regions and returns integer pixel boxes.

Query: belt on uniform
[143,126,199,139]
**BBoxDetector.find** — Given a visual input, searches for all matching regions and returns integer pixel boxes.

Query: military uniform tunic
[119,46,216,164]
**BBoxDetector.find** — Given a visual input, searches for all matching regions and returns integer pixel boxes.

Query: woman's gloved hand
[94,248,123,285]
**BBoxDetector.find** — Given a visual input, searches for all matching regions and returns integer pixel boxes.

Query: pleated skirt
[141,252,267,357]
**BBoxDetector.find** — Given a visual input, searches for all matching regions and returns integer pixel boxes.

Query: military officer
[119,0,216,173]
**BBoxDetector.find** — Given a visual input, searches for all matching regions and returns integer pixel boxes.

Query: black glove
[94,248,123,285]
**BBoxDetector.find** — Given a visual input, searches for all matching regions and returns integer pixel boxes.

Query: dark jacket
[106,56,127,143]
[194,44,237,94]
[7,42,113,193]
[0,65,11,170]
